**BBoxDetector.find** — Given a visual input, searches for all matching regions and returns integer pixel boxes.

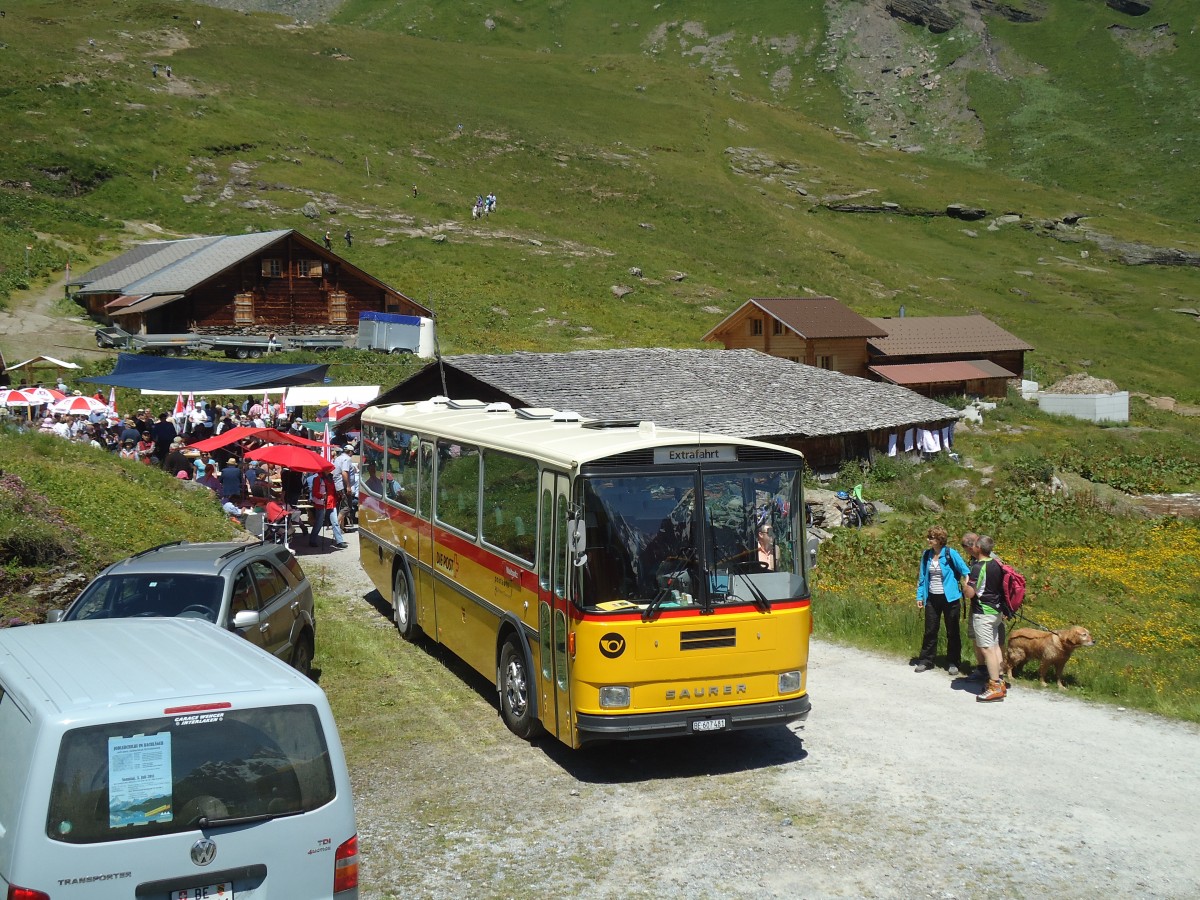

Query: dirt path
[306,529,1200,899]
[0,274,109,366]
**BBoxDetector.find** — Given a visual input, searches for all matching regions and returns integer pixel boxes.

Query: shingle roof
[704,297,887,342]
[867,315,1033,356]
[76,231,290,296]
[441,349,957,439]
[869,359,1016,386]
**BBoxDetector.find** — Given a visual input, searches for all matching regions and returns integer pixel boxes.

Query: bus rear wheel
[393,567,418,640]
[499,638,537,740]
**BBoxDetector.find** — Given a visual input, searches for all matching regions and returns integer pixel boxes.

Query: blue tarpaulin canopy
[79,354,329,391]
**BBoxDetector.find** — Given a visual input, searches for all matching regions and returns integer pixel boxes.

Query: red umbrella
[245,444,334,473]
[21,387,65,405]
[189,426,326,453]
[50,395,110,416]
[0,388,35,408]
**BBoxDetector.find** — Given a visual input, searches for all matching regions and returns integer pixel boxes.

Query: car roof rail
[129,540,188,560]
[218,544,255,562]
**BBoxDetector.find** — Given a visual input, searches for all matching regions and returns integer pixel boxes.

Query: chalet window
[297,259,322,278]
[234,293,254,325]
[784,356,800,363]
[772,319,785,335]
[750,318,763,336]
[817,355,834,370]
[261,258,282,278]
[328,291,348,325]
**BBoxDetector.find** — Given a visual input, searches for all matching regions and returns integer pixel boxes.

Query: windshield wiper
[198,810,299,829]
[643,541,699,622]
[730,568,771,613]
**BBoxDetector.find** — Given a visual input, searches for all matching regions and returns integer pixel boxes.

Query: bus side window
[554,491,567,600]
[538,485,553,591]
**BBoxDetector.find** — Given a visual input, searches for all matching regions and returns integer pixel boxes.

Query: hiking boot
[977,680,1007,703]
[947,664,960,676]
[914,662,933,673]
[962,666,987,682]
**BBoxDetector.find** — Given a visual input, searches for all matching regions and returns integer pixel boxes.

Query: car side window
[250,560,289,605]
[230,568,259,614]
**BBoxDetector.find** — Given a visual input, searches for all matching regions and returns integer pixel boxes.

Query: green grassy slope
[1,0,1198,398]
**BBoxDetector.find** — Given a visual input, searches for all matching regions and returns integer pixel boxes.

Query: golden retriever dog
[1005,626,1095,688]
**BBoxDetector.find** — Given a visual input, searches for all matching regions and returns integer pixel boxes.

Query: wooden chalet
[866,315,1033,398]
[702,297,887,379]
[69,229,430,335]
[360,348,959,469]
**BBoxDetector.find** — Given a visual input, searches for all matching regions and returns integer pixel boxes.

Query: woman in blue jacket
[915,525,970,674]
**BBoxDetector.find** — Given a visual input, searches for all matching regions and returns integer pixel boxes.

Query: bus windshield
[578,467,805,612]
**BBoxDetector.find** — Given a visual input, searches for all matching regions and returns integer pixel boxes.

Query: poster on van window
[107,733,174,827]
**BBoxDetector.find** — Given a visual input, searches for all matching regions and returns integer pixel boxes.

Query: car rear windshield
[47,704,336,844]
[64,573,225,622]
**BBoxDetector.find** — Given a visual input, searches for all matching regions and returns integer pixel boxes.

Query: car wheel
[291,631,315,679]
[499,637,538,740]
[393,566,418,640]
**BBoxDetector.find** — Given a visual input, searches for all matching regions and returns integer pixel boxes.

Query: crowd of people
[914,527,1010,702]
[5,389,360,552]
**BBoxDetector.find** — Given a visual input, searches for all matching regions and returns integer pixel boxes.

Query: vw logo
[191,838,218,866]
[599,632,626,659]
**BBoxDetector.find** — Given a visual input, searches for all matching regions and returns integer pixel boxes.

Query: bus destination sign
[653,446,737,465]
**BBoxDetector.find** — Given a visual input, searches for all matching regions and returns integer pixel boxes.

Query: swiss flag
[173,393,185,416]
[185,392,195,415]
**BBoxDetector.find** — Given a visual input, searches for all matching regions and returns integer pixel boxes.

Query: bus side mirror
[568,518,587,568]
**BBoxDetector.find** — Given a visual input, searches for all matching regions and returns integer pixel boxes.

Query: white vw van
[0,619,358,899]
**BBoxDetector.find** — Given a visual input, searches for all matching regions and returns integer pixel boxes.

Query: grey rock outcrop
[885,0,958,33]
[1106,0,1152,15]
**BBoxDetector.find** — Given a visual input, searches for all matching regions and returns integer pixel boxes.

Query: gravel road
[304,530,1200,899]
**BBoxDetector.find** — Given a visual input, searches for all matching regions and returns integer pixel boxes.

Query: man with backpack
[963,534,1007,702]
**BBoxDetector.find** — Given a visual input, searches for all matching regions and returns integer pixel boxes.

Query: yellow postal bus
[357,398,813,748]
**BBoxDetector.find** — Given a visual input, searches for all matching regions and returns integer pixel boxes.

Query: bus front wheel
[393,567,418,640]
[499,638,537,740]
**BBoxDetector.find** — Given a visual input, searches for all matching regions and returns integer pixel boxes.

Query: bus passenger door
[415,440,436,633]
[537,472,573,745]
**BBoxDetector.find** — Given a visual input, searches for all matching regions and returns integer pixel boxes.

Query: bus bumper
[575,694,811,744]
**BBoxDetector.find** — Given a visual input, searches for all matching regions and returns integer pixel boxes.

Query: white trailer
[356,312,435,357]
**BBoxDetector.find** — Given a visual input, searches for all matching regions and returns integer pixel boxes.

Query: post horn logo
[599,633,626,658]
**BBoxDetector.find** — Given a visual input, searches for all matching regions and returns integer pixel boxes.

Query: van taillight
[333,833,359,893]
[8,885,51,900]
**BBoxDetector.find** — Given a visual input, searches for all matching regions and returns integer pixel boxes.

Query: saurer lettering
[666,684,746,700]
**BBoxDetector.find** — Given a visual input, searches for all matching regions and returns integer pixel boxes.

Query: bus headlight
[778,671,802,694]
[599,686,630,709]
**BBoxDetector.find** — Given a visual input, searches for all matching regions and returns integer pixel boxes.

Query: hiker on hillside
[344,228,352,248]
[964,535,1007,703]
[323,231,332,250]
[914,525,970,676]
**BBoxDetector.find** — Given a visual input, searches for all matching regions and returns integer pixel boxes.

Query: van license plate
[692,718,726,732]
[173,885,234,899]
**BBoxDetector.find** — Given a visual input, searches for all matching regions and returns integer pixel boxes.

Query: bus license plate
[173,885,234,900]
[692,718,726,733]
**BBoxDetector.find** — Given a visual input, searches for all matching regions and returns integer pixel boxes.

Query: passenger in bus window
[365,462,384,496]
[756,523,778,571]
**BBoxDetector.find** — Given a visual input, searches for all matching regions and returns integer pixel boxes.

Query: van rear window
[46,704,336,844]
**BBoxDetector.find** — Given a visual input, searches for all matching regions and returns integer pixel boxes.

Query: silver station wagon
[50,541,317,677]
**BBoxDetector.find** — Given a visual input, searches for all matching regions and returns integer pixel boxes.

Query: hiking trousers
[919,593,962,668]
